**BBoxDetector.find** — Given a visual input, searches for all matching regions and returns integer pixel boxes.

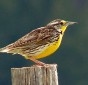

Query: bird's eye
[60,22,64,25]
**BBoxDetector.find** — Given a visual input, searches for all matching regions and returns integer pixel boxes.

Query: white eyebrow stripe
[51,22,58,25]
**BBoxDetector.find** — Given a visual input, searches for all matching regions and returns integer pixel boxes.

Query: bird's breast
[33,34,63,59]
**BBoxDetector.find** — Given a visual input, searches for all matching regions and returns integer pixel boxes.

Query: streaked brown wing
[6,26,59,50]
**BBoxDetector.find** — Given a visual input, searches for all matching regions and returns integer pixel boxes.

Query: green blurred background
[0,0,88,85]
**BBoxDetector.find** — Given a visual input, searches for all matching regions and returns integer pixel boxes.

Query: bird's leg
[28,57,45,66]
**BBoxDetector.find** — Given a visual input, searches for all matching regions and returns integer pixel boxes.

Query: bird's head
[47,19,77,33]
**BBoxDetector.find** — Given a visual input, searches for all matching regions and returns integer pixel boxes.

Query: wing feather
[4,26,60,51]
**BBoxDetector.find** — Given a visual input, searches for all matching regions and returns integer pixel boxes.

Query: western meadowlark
[0,19,76,65]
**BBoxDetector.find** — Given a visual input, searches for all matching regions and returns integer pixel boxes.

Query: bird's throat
[61,26,67,33]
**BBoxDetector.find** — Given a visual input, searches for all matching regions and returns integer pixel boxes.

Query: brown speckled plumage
[0,19,76,65]
[3,25,61,55]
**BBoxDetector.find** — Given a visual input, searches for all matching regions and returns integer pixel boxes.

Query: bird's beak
[65,21,77,26]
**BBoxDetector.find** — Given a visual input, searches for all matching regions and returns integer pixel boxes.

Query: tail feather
[0,47,10,53]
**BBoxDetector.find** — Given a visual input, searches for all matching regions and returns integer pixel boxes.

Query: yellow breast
[34,34,63,59]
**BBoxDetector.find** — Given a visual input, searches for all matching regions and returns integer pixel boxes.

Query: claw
[28,57,45,66]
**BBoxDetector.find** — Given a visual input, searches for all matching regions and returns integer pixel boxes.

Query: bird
[0,19,76,66]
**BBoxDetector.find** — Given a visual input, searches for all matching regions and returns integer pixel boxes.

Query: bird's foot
[28,57,46,66]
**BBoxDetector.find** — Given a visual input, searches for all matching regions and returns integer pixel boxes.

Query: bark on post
[11,64,59,85]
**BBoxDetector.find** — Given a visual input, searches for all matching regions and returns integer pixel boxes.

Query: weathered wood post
[11,64,59,85]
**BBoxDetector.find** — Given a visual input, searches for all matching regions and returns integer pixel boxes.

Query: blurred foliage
[0,0,88,85]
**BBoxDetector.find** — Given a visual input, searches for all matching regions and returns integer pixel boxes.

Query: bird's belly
[33,36,62,59]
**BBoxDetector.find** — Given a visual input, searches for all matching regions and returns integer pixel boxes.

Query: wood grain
[11,64,59,85]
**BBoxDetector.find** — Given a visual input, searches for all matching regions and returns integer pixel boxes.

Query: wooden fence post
[11,64,59,85]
